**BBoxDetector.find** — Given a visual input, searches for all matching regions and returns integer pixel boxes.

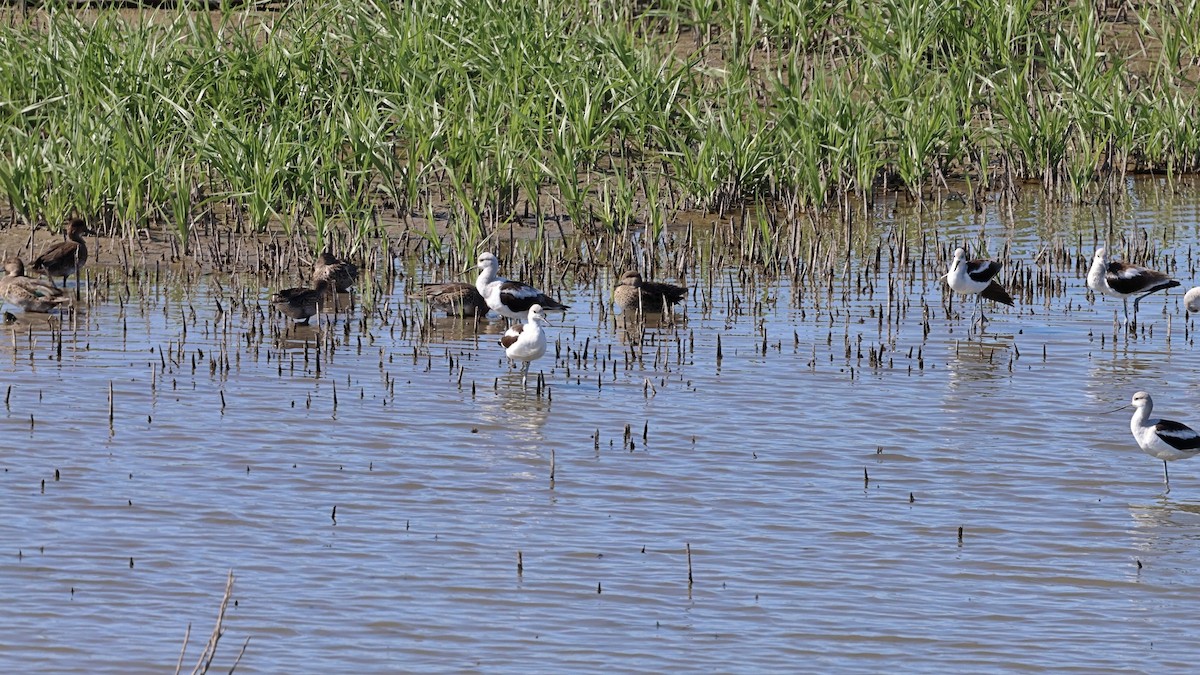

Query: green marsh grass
[0,0,1197,249]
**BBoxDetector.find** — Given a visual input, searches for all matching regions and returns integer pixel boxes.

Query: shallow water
[5,183,1200,672]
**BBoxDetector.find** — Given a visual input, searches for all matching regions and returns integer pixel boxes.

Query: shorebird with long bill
[1112,391,1200,493]
[500,304,550,387]
[475,252,568,322]
[1185,287,1200,314]
[1086,247,1179,326]
[942,247,1014,325]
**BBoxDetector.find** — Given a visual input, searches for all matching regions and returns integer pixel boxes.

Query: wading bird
[1114,391,1200,493]
[475,252,568,322]
[500,304,550,387]
[942,247,1014,325]
[1185,287,1200,313]
[271,279,331,325]
[1086,247,1179,326]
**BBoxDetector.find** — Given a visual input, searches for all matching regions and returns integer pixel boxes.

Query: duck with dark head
[0,258,71,313]
[312,250,358,293]
[32,218,93,292]
[272,279,332,326]
[613,271,687,313]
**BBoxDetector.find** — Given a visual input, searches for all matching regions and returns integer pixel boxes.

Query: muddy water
[4,188,1200,672]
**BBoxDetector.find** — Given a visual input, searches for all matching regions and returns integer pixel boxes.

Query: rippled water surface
[5,185,1200,672]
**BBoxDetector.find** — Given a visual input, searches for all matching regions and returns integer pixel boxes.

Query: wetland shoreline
[1,0,1197,260]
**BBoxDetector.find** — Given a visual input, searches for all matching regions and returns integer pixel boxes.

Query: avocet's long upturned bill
[500,304,550,386]
[943,247,1014,324]
[475,252,568,322]
[1121,391,1200,492]
[1086,247,1179,325]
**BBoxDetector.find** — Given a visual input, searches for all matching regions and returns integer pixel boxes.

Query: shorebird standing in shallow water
[0,258,71,312]
[1087,247,1179,326]
[410,282,489,318]
[1184,287,1200,314]
[1112,391,1200,493]
[312,250,358,293]
[613,271,687,312]
[942,247,1014,326]
[32,219,92,292]
[500,304,550,387]
[271,279,331,326]
[475,252,568,323]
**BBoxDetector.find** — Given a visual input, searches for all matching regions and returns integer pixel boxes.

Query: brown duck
[271,279,331,325]
[0,258,71,312]
[312,250,358,293]
[613,271,687,312]
[410,282,489,317]
[32,219,92,288]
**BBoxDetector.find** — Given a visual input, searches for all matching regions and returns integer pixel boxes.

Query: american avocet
[1086,247,1179,325]
[312,250,358,293]
[271,278,331,325]
[32,219,92,289]
[1183,287,1200,313]
[410,282,489,317]
[0,258,71,312]
[1115,391,1200,492]
[475,252,568,322]
[613,271,687,312]
[942,247,1014,324]
[500,304,550,386]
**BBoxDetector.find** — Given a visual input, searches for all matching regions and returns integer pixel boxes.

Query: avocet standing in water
[1185,287,1200,313]
[474,252,568,323]
[1086,247,1179,326]
[500,304,550,387]
[1116,391,1200,493]
[942,247,1014,325]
